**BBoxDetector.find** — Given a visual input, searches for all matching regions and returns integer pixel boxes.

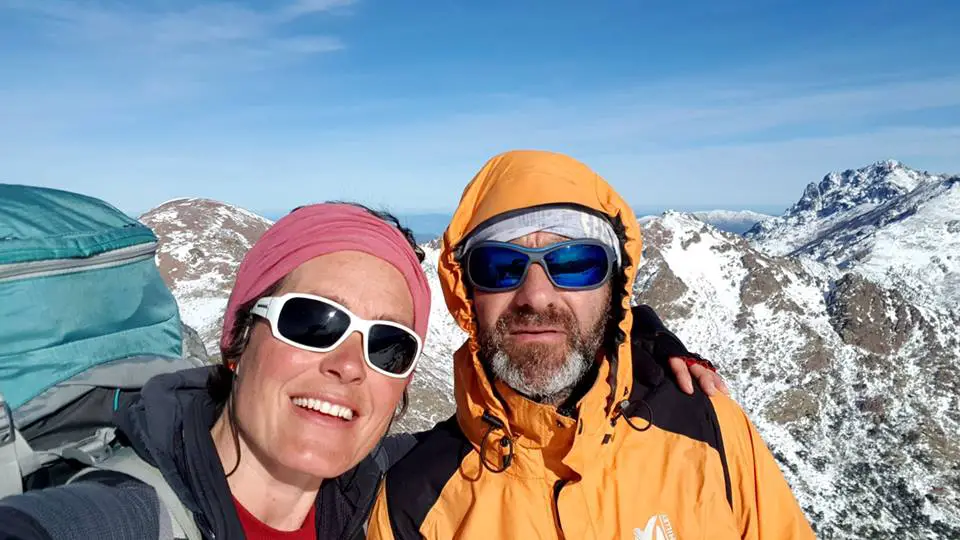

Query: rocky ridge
[140,198,273,355]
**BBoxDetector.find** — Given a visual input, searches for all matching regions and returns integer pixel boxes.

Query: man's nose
[512,262,557,311]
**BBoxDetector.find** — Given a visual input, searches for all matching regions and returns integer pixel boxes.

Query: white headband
[461,207,622,265]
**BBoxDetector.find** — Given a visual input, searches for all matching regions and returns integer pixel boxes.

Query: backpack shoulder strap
[68,447,203,540]
[703,398,734,508]
[628,309,733,508]
[0,426,34,498]
[0,395,48,498]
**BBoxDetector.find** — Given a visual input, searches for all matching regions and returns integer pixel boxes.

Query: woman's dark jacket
[0,366,417,540]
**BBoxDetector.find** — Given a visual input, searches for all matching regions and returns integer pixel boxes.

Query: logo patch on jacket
[634,514,676,540]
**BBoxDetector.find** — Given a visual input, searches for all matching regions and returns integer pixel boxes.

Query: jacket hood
[438,149,642,470]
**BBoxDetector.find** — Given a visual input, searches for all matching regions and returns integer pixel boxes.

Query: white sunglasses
[250,292,422,379]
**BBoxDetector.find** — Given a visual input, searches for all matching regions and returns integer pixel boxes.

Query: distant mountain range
[263,207,781,242]
[141,160,959,539]
[642,209,776,235]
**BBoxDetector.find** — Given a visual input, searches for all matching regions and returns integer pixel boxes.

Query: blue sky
[1,0,958,217]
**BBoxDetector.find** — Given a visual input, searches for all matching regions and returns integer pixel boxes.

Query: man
[367,150,815,539]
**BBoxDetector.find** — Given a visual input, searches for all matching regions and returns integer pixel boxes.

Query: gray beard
[477,292,612,408]
[488,346,592,406]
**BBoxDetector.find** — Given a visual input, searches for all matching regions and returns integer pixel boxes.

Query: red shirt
[233,496,317,540]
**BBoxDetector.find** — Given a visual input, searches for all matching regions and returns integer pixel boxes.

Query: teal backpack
[0,183,206,523]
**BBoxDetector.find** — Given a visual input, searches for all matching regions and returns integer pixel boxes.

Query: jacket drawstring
[479,410,514,473]
[613,399,653,432]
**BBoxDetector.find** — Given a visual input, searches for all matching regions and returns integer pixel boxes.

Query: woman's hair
[209,201,425,476]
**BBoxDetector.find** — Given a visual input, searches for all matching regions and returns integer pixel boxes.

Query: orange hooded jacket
[367,150,815,539]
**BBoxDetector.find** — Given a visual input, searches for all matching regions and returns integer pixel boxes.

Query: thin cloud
[6,123,956,215]
[281,0,357,18]
[302,74,960,158]
[273,35,345,54]
[1,1,350,68]
[0,0,354,122]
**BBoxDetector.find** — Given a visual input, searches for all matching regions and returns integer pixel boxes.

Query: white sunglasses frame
[250,292,422,379]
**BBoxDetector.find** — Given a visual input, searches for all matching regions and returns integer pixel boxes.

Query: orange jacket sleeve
[711,394,817,539]
[365,481,398,540]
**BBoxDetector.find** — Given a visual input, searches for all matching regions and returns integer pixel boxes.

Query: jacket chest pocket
[621,491,741,540]
[563,464,740,540]
[553,477,715,540]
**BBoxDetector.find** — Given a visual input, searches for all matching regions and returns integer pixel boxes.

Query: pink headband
[219,203,431,355]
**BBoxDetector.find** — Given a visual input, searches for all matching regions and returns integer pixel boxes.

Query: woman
[0,202,430,540]
[0,202,723,540]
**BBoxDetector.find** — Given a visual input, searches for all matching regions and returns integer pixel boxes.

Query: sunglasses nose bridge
[512,260,560,309]
[528,249,563,286]
[317,330,366,383]
[527,254,548,274]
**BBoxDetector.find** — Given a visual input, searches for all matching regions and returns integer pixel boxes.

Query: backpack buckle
[0,393,26,496]
[59,427,118,466]
[0,394,13,448]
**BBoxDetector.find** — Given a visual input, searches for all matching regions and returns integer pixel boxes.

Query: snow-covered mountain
[748,160,960,323]
[748,160,947,254]
[392,239,461,433]
[638,159,960,538]
[139,198,273,354]
[140,160,959,538]
[639,209,773,235]
[691,209,773,234]
[637,211,959,539]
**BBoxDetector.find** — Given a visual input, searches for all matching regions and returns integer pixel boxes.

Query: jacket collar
[114,366,245,539]
[453,343,620,473]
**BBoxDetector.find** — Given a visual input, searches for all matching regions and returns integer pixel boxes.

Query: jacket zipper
[0,242,158,282]
[345,471,386,540]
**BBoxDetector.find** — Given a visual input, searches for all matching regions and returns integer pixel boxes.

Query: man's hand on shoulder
[668,354,729,397]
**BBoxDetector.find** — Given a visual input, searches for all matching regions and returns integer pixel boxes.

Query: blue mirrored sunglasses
[465,239,616,292]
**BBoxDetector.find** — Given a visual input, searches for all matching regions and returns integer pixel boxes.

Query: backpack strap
[68,446,203,540]
[0,395,43,498]
[704,399,734,508]
[0,427,32,497]
[627,315,734,509]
